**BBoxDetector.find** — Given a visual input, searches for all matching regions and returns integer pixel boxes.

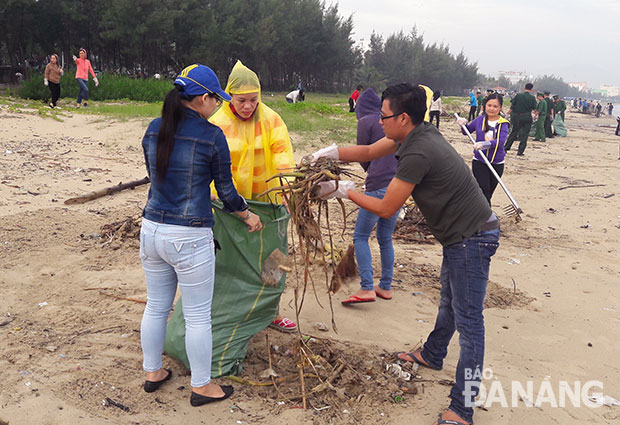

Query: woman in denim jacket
[139,64,262,407]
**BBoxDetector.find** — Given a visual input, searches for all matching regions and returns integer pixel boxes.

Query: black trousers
[429,110,440,128]
[468,106,477,121]
[544,115,553,137]
[616,119,620,136]
[505,113,532,155]
[472,159,504,205]
[348,97,355,112]
[48,82,61,106]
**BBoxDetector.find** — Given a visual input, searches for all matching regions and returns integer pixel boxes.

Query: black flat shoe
[144,368,172,393]
[190,385,234,406]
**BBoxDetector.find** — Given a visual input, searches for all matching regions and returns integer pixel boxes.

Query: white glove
[44,78,48,86]
[311,143,339,163]
[72,55,77,61]
[316,180,355,200]
[456,117,467,126]
[94,78,99,87]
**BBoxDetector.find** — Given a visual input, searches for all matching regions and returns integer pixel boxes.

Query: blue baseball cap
[174,64,231,101]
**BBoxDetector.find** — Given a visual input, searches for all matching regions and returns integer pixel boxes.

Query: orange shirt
[75,58,96,80]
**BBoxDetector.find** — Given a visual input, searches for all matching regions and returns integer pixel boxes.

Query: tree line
[1,0,480,94]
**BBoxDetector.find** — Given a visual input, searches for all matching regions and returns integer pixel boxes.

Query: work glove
[72,55,77,61]
[316,180,355,200]
[44,78,48,86]
[456,117,467,127]
[94,77,99,87]
[310,143,339,163]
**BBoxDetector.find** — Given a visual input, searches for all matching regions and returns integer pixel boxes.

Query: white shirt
[286,90,300,103]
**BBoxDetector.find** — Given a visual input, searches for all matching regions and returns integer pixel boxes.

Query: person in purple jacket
[341,88,400,304]
[456,93,510,205]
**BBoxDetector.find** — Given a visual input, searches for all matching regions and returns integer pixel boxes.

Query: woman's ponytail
[156,87,185,181]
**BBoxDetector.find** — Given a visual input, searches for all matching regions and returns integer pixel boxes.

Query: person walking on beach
[534,92,547,142]
[72,48,98,108]
[457,93,510,202]
[608,103,614,116]
[340,88,398,305]
[504,83,537,155]
[44,54,63,108]
[139,64,262,406]
[311,83,500,425]
[468,90,478,121]
[429,90,442,128]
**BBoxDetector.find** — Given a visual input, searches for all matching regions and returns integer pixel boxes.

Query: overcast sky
[335,0,620,89]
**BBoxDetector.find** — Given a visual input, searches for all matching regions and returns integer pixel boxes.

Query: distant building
[600,85,619,97]
[498,71,527,85]
[568,81,588,91]
[591,89,608,97]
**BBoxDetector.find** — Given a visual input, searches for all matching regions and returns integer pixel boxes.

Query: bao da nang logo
[463,368,613,408]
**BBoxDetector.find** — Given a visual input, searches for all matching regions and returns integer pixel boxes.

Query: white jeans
[140,218,215,387]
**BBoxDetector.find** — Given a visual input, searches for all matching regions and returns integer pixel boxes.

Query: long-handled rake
[454,113,523,222]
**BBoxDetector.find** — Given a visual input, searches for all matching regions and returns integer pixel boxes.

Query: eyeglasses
[209,94,223,106]
[380,112,403,122]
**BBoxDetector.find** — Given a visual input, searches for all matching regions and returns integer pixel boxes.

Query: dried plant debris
[393,203,435,244]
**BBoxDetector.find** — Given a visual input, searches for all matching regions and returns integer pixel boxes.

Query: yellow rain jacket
[210,61,295,203]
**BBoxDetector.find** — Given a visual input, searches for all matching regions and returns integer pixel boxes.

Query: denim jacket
[142,108,248,227]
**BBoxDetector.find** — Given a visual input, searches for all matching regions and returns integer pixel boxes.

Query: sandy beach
[1,105,619,425]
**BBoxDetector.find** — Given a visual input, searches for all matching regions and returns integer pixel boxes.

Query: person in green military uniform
[543,91,554,139]
[476,90,483,116]
[534,92,547,142]
[553,95,566,121]
[505,83,537,156]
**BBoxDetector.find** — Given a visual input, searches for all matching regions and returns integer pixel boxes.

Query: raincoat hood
[355,88,381,120]
[225,60,261,97]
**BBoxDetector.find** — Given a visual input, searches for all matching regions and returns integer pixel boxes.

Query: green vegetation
[18,74,171,102]
[0,90,358,147]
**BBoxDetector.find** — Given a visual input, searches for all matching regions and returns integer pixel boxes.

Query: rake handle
[454,113,522,214]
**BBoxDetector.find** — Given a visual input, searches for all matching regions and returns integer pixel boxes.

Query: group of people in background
[572,98,614,118]
[43,48,98,108]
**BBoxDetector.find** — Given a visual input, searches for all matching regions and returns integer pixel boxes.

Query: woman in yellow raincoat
[210,60,297,332]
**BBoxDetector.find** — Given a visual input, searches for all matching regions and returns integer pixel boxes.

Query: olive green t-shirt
[511,91,537,114]
[395,122,492,246]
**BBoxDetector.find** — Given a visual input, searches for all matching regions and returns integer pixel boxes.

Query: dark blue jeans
[76,78,89,104]
[419,227,500,423]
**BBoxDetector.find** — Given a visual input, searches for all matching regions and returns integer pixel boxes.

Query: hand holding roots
[258,158,360,331]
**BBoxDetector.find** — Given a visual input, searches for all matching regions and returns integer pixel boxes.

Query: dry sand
[1,105,619,425]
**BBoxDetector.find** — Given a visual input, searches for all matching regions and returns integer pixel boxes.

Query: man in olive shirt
[544,91,555,138]
[505,83,537,156]
[312,83,500,425]
[534,92,547,142]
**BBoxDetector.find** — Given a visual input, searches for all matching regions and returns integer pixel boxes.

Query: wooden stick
[98,291,146,304]
[558,184,605,191]
[64,177,150,204]
[299,348,307,409]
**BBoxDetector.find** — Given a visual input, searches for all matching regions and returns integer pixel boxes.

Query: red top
[350,90,360,101]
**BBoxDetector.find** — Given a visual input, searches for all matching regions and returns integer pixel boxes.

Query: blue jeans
[76,78,89,103]
[353,187,399,291]
[419,227,500,423]
[140,218,216,388]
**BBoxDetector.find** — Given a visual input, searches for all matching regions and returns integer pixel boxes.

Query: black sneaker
[83,102,89,107]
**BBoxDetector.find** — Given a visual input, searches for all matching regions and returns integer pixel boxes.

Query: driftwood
[64,177,150,204]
